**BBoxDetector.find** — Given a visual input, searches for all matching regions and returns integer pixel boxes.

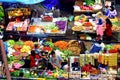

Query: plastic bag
[90,43,101,54]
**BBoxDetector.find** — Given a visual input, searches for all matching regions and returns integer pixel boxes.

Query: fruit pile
[4,39,75,78]
[73,15,94,31]
[28,17,67,34]
[42,16,53,22]
[80,6,93,10]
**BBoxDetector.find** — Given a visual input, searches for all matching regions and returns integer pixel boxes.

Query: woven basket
[75,1,83,6]
[68,40,79,47]
[67,46,80,56]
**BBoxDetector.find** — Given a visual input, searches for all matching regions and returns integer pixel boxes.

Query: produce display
[111,19,120,31]
[42,15,53,22]
[79,5,92,10]
[27,17,67,34]
[3,38,120,79]
[6,19,29,31]
[72,13,120,41]
[74,0,102,11]
[4,39,78,79]
[1,1,120,79]
[7,8,30,17]
[6,8,30,31]
[84,0,95,6]
[118,68,120,76]
[72,15,94,32]
[0,6,5,25]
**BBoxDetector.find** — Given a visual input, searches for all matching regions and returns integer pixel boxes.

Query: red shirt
[30,55,40,68]
[105,24,112,36]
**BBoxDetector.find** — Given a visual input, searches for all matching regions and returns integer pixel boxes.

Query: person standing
[104,18,112,43]
[96,18,106,40]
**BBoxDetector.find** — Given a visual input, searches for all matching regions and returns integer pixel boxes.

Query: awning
[0,0,44,4]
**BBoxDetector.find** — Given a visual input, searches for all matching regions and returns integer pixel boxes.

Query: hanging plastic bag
[90,43,101,54]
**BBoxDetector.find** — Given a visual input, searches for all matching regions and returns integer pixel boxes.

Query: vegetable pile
[54,41,68,50]
[84,0,95,6]
[0,6,4,24]
[28,17,67,34]
[4,39,78,79]
[55,21,66,31]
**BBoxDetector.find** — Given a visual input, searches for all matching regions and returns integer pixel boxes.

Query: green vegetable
[0,6,4,11]
[61,50,72,61]
[105,45,112,50]
[7,56,15,64]
[0,12,4,17]
[84,0,94,6]
[59,17,67,21]
[23,70,30,78]
[0,17,3,21]
[45,41,54,48]
[52,47,59,51]
[7,40,15,47]
[16,41,23,46]
[112,22,120,26]
[44,23,58,30]
[11,70,20,77]
[18,61,25,66]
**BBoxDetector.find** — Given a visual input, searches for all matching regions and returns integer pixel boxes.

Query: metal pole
[0,40,11,80]
[114,0,116,8]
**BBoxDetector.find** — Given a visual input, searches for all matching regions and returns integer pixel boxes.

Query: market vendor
[92,35,102,44]
[33,44,40,55]
[90,35,102,53]
[106,6,117,18]
[104,18,112,43]
[71,58,80,71]
[30,50,40,68]
[96,18,106,40]
[49,51,63,69]
[38,51,49,76]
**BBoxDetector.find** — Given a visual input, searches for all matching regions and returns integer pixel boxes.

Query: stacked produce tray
[27,17,67,37]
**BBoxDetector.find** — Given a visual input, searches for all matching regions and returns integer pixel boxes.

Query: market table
[74,30,120,42]
[72,14,120,42]
[27,17,68,37]
[74,10,101,16]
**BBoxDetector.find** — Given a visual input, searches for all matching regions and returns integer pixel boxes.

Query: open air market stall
[0,0,120,80]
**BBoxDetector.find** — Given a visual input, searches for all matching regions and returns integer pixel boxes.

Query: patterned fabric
[96,24,105,36]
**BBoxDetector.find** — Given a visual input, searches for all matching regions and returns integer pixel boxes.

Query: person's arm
[113,10,117,16]
[57,56,63,68]
[49,57,57,68]
[41,67,47,76]
[106,10,110,17]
